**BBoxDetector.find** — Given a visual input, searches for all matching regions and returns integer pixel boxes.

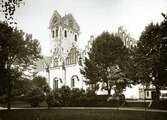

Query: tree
[25,87,45,107]
[22,76,50,107]
[32,76,50,94]
[0,0,24,25]
[159,13,167,88]
[81,32,131,95]
[0,22,41,109]
[11,78,32,97]
[133,13,167,101]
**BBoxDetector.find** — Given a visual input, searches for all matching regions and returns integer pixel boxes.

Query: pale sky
[1,0,167,55]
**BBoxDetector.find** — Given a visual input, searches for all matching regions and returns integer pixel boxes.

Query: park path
[0,106,167,113]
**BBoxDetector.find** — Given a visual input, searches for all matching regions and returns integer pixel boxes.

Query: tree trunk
[107,83,111,96]
[7,66,11,110]
[155,85,160,102]
[106,81,111,96]
[7,76,11,110]
[107,89,111,96]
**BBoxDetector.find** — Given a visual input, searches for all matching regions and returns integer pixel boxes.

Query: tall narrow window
[52,30,54,38]
[75,34,77,41]
[56,29,58,37]
[71,78,75,88]
[64,30,67,38]
[54,79,58,89]
[147,91,149,97]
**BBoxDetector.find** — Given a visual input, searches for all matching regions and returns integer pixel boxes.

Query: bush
[58,86,71,106]
[149,99,167,110]
[46,90,62,107]
[24,87,45,107]
[107,93,125,107]
[70,88,85,106]
[45,86,126,107]
[46,92,56,107]
[46,86,71,107]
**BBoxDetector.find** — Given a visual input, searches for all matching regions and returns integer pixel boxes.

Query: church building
[35,10,87,90]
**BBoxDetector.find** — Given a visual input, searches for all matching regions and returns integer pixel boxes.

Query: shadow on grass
[0,108,167,120]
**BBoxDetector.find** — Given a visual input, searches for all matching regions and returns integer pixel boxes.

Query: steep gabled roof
[49,10,61,28]
[62,13,80,31]
[49,10,80,32]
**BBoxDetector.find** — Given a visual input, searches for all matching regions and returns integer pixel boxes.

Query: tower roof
[49,10,80,32]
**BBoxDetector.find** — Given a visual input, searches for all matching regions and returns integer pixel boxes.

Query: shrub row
[45,86,125,107]
[18,85,125,107]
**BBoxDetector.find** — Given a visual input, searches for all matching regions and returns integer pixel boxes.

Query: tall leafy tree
[133,13,167,101]
[159,13,167,87]
[81,32,131,95]
[0,22,41,109]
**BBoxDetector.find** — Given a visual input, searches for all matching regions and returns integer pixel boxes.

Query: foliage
[159,13,167,87]
[70,88,85,106]
[32,76,50,94]
[107,93,125,107]
[25,87,45,107]
[45,86,125,107]
[58,85,71,106]
[0,22,41,109]
[0,0,24,25]
[81,32,131,95]
[131,13,167,101]
[11,78,32,96]
[21,76,50,107]
[46,90,61,107]
[0,68,22,96]
[46,86,71,107]
[85,88,96,97]
[0,22,41,74]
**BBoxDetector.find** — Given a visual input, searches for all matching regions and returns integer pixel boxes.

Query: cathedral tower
[49,10,80,58]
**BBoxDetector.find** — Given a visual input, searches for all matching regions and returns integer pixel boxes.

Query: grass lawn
[0,108,167,120]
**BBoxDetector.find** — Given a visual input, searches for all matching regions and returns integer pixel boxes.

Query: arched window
[66,57,69,65]
[64,30,67,38]
[56,29,58,37]
[52,30,54,38]
[71,75,79,88]
[71,78,75,88]
[75,34,77,41]
[54,78,58,89]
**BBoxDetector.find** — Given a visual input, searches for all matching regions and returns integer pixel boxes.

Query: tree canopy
[0,22,41,109]
[0,22,41,70]
[0,0,24,24]
[131,13,167,101]
[81,32,132,95]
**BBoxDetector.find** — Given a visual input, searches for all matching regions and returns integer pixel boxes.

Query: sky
[1,0,167,55]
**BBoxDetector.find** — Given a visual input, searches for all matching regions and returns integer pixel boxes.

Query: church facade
[35,10,87,90]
